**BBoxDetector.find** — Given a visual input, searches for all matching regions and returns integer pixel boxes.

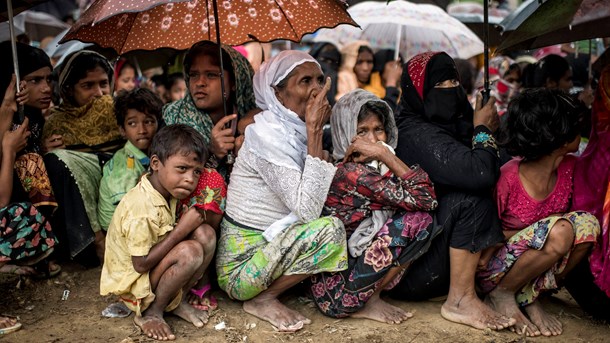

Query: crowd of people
[1,33,610,341]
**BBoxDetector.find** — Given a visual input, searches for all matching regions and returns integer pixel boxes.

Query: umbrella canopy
[498,0,610,52]
[0,10,69,41]
[60,0,358,54]
[313,0,483,61]
[0,0,47,21]
[447,2,508,47]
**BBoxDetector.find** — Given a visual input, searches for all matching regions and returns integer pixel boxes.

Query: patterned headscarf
[162,41,256,145]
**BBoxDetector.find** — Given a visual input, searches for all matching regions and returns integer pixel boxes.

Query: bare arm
[0,117,30,207]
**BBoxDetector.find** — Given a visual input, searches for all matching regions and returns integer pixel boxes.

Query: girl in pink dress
[476,88,600,337]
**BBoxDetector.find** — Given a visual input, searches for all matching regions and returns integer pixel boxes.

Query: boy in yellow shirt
[101,124,216,341]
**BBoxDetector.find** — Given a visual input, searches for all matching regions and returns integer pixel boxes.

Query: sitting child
[477,89,600,337]
[100,124,221,341]
[98,88,162,231]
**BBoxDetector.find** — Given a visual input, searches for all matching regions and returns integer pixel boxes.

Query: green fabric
[98,141,150,230]
[50,149,103,233]
[216,216,348,301]
[162,44,257,145]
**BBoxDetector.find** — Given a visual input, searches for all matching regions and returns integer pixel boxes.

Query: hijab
[244,50,320,171]
[331,89,397,161]
[399,51,474,145]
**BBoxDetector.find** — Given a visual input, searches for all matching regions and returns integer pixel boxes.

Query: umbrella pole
[483,0,490,104]
[7,0,25,123]
[394,25,401,61]
[212,0,235,164]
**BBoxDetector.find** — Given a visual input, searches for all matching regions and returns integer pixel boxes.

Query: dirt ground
[1,263,610,343]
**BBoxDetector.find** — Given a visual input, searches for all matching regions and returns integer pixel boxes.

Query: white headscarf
[244,50,321,171]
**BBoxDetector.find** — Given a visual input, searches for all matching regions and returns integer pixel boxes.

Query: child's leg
[185,224,217,310]
[486,219,574,337]
[135,240,205,341]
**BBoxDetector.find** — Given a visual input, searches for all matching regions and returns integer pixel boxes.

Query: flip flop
[32,260,61,280]
[0,316,22,335]
[189,284,218,311]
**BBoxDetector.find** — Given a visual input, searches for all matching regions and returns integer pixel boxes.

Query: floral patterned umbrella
[60,0,357,54]
[313,0,483,61]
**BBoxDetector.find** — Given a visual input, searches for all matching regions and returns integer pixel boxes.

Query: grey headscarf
[330,89,397,161]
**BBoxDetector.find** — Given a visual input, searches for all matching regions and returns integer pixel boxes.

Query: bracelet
[472,131,499,155]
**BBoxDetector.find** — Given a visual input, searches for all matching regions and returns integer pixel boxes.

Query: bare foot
[352,295,413,324]
[186,287,217,311]
[486,289,540,336]
[172,301,208,328]
[134,314,175,341]
[0,315,21,334]
[524,301,562,336]
[0,264,35,275]
[243,297,310,332]
[441,292,516,330]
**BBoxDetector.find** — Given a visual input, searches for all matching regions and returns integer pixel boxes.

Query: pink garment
[495,156,576,230]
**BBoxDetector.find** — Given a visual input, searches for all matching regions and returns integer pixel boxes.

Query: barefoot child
[100,124,219,341]
[97,88,162,231]
[477,89,600,337]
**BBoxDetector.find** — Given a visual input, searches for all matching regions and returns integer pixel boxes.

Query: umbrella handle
[7,0,25,124]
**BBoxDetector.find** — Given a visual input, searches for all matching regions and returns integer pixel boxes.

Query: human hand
[343,136,390,163]
[210,114,237,159]
[578,87,594,108]
[234,134,245,156]
[305,77,332,131]
[382,60,403,88]
[2,117,30,155]
[1,74,28,114]
[175,207,205,235]
[473,92,499,132]
[43,134,66,152]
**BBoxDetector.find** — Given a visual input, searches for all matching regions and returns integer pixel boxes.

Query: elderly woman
[216,51,347,332]
[42,50,122,263]
[310,89,439,323]
[388,52,514,331]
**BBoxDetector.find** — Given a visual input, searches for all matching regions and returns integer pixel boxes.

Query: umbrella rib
[272,0,299,41]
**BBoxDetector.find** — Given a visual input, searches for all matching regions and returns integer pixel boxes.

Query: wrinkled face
[23,66,53,110]
[356,111,387,144]
[170,79,187,102]
[150,151,203,200]
[119,109,158,152]
[72,66,110,107]
[115,66,136,93]
[354,50,373,84]
[274,62,325,121]
[187,54,232,112]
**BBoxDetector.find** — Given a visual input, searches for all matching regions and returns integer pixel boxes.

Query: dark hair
[149,124,208,164]
[114,88,163,127]
[184,42,234,87]
[165,72,185,89]
[358,101,388,126]
[498,88,583,161]
[533,54,571,88]
[357,45,374,58]
[60,51,113,106]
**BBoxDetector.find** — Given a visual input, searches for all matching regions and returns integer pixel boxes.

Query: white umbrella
[313,0,483,61]
[0,10,69,42]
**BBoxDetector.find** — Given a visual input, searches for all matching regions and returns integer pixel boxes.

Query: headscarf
[336,40,371,101]
[244,50,320,171]
[572,65,610,296]
[162,41,256,145]
[331,89,397,161]
[398,51,474,145]
[57,50,114,106]
[310,42,341,105]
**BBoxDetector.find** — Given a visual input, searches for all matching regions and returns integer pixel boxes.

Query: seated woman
[163,41,258,180]
[0,75,59,278]
[477,89,599,337]
[42,50,123,263]
[216,51,347,332]
[310,89,439,324]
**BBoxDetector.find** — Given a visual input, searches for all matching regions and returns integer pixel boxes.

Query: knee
[175,240,204,266]
[192,224,217,253]
[317,217,347,243]
[546,219,575,256]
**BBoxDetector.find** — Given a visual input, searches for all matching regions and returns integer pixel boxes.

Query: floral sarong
[14,153,56,208]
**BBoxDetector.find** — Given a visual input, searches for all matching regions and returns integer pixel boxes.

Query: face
[23,67,53,110]
[188,54,232,112]
[547,69,573,93]
[274,62,325,120]
[72,66,110,107]
[354,50,374,84]
[356,112,387,144]
[119,109,158,152]
[170,79,187,101]
[115,66,136,92]
[150,151,203,201]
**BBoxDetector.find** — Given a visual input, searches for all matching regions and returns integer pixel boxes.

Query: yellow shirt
[99,174,178,314]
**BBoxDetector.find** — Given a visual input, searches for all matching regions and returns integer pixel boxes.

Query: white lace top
[226,148,337,230]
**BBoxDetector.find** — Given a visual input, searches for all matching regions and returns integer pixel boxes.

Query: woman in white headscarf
[216,50,347,332]
[310,89,439,323]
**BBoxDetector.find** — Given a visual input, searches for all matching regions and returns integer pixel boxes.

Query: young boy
[100,124,218,341]
[98,88,162,231]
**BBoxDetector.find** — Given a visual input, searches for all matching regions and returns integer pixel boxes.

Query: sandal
[189,284,218,311]
[32,259,61,280]
[0,315,22,335]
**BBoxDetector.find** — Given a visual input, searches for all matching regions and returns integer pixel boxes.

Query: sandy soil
[1,263,610,343]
